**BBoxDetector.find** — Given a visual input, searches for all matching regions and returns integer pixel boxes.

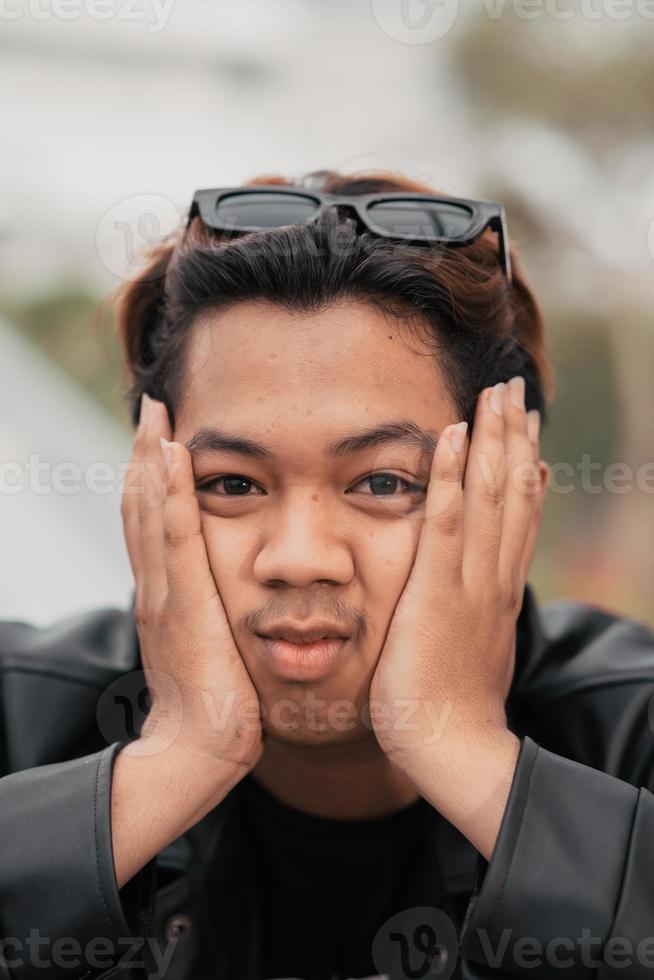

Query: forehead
[174,299,454,440]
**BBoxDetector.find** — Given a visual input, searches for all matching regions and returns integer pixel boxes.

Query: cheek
[357,519,420,627]
[198,510,421,638]
[199,514,251,619]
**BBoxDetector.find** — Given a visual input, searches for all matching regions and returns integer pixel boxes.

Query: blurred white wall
[0,0,477,297]
[1,0,650,298]
[0,1,477,627]
[0,317,134,625]
[0,0,477,626]
[2,0,653,627]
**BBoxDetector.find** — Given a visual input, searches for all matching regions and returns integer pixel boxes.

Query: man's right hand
[111,393,263,890]
[121,392,264,775]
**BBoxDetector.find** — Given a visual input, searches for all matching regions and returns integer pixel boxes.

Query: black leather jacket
[1,583,654,980]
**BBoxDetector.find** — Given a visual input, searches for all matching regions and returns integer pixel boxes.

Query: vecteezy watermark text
[3,453,654,497]
[470,925,654,971]
[371,0,654,46]
[96,669,458,753]
[0,0,175,31]
[0,931,175,980]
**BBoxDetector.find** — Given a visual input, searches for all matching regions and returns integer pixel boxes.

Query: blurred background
[1,0,653,626]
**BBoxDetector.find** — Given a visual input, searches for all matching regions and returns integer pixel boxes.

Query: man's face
[173,299,458,747]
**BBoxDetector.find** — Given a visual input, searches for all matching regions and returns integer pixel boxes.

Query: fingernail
[527,409,541,444]
[159,436,173,468]
[508,375,525,409]
[448,421,468,453]
[489,382,505,416]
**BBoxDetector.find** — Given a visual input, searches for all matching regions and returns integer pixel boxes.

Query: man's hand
[111,393,265,890]
[369,376,543,859]
[121,393,264,776]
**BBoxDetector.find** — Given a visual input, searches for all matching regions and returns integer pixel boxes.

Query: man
[2,171,654,980]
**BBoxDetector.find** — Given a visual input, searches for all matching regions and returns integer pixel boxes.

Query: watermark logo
[96,668,182,755]
[372,906,458,979]
[95,193,181,280]
[371,0,654,43]
[648,215,654,266]
[96,666,459,759]
[370,0,460,43]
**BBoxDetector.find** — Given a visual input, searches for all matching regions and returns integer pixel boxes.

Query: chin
[256,685,372,747]
[262,718,374,748]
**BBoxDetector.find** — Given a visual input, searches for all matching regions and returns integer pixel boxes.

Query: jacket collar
[510,580,550,697]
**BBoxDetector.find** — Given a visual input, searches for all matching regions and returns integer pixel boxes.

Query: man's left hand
[369,376,544,859]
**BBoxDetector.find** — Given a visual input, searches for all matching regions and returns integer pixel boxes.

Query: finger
[410,420,468,595]
[498,377,538,599]
[520,411,544,584]
[161,439,225,617]
[120,394,149,586]
[462,383,507,586]
[138,395,173,611]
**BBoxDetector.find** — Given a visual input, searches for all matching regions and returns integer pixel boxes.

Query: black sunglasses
[188,186,512,282]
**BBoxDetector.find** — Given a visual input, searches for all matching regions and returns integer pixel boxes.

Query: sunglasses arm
[489,211,513,283]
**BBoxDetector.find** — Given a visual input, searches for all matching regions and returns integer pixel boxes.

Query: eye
[348,472,425,497]
[197,475,265,497]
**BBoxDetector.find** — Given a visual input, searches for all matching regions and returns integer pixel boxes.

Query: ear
[536,460,549,511]
[520,458,549,582]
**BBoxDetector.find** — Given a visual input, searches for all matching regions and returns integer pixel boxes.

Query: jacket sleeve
[0,607,160,978]
[0,740,158,980]
[458,612,654,980]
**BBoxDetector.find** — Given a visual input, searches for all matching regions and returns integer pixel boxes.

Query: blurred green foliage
[452,13,654,150]
[0,287,133,435]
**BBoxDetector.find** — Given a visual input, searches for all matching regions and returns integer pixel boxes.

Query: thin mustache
[245,608,365,640]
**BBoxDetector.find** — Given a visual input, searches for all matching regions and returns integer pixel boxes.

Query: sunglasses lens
[367,199,474,240]
[215,192,319,230]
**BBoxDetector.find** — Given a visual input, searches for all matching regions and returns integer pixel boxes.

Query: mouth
[256,621,351,645]
[254,628,351,681]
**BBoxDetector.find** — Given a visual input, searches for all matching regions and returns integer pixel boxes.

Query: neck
[249,732,421,819]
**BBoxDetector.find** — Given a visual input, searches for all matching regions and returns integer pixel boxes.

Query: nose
[252,493,354,588]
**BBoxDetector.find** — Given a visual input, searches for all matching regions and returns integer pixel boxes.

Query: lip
[255,635,349,681]
[256,620,351,644]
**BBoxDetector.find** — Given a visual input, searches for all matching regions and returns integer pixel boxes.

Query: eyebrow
[185,419,438,460]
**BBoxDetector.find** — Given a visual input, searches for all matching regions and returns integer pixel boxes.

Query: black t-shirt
[237,773,431,980]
